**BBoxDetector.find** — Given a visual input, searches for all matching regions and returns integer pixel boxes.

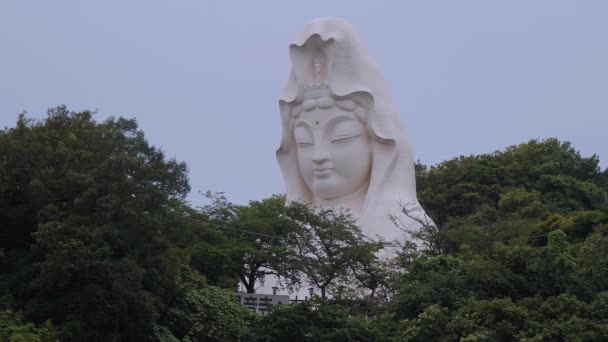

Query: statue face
[294,106,372,200]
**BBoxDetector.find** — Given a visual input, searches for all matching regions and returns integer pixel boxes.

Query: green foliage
[165,285,251,342]
[498,188,547,219]
[389,232,608,340]
[0,309,59,342]
[231,195,301,292]
[0,108,189,340]
[400,304,451,341]
[392,253,519,319]
[415,139,608,260]
[198,193,301,293]
[576,233,608,296]
[288,203,379,299]
[168,199,242,289]
[417,138,605,250]
[252,299,377,342]
[2,107,608,341]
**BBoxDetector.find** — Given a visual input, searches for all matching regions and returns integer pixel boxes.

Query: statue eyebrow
[294,119,313,129]
[324,114,357,127]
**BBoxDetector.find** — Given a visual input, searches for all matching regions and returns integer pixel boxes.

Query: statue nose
[312,151,331,164]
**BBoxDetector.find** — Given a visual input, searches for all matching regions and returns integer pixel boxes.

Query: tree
[232,196,301,293]
[162,268,251,342]
[288,204,376,299]
[400,304,451,342]
[0,107,190,340]
[349,250,392,302]
[576,233,608,297]
[252,299,377,342]
[199,193,300,293]
[416,138,604,228]
[390,202,443,256]
[163,198,242,289]
[3,108,608,342]
[0,309,59,342]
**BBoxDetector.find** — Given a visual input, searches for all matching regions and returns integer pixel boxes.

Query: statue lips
[313,168,333,177]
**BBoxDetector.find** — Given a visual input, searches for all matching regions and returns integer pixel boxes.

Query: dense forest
[1,107,608,341]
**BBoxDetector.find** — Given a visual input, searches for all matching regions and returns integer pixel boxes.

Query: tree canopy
[2,107,608,341]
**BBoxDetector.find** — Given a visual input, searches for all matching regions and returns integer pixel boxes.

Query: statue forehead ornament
[292,49,366,122]
[300,52,332,102]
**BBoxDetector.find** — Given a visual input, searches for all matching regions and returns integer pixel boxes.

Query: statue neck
[314,183,369,217]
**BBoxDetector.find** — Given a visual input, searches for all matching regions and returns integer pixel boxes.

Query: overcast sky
[1,1,606,205]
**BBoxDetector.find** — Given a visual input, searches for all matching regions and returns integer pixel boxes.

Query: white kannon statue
[277,18,432,246]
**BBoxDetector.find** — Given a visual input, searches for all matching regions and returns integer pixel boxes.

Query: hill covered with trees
[1,107,607,341]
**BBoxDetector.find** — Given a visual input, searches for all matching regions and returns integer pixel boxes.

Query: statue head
[277,18,430,243]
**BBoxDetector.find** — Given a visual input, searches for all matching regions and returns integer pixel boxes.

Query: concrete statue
[276,18,431,245]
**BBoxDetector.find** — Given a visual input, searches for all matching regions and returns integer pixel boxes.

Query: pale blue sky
[1,1,606,205]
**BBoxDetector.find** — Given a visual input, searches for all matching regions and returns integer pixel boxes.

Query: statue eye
[296,140,313,146]
[295,126,313,146]
[295,135,313,145]
[331,133,360,143]
[330,119,363,143]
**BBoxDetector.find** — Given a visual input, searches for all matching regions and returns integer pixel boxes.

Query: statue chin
[277,17,433,250]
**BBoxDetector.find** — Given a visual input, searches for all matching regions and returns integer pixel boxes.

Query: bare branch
[390,201,443,256]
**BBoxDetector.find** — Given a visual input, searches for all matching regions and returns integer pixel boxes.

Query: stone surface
[276,17,432,246]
